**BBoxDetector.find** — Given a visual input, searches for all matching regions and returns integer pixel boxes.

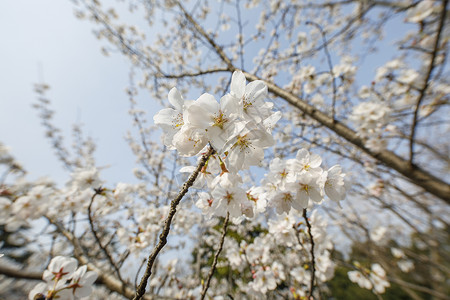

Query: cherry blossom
[29,256,97,300]
[153,87,190,149]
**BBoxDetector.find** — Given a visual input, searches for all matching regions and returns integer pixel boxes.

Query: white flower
[226,247,243,270]
[350,101,390,129]
[371,263,386,278]
[398,69,420,85]
[240,199,255,218]
[271,261,286,281]
[245,241,265,265]
[249,267,277,294]
[172,125,209,156]
[153,87,189,148]
[0,197,12,222]
[29,256,97,300]
[348,270,372,290]
[195,192,215,218]
[211,185,247,218]
[246,186,267,215]
[113,182,138,203]
[69,265,98,298]
[270,187,297,215]
[397,259,414,273]
[297,65,315,81]
[228,70,271,123]
[287,148,323,180]
[186,93,240,152]
[391,247,405,258]
[70,167,101,190]
[370,226,388,243]
[263,157,290,190]
[333,62,356,79]
[28,282,48,300]
[406,0,434,23]
[294,172,325,208]
[358,86,371,99]
[11,185,53,220]
[43,256,78,283]
[324,165,346,201]
[316,252,335,282]
[180,155,221,188]
[211,171,243,189]
[291,266,311,285]
[370,264,390,294]
[365,137,387,152]
[268,213,297,246]
[224,124,274,171]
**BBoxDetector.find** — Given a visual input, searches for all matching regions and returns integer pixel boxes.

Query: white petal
[153,108,178,127]
[245,80,267,102]
[168,87,184,111]
[220,94,241,118]
[309,154,322,168]
[231,70,246,99]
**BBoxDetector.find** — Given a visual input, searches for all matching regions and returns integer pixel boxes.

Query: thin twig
[303,209,316,299]
[409,0,448,164]
[135,258,147,289]
[235,0,244,70]
[201,212,230,300]
[133,146,215,300]
[87,188,125,284]
[305,21,337,120]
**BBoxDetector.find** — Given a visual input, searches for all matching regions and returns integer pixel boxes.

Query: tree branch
[305,21,338,120]
[303,209,316,299]
[0,265,42,281]
[174,0,450,203]
[133,146,215,300]
[87,189,125,283]
[409,0,448,164]
[200,212,230,300]
[243,71,450,203]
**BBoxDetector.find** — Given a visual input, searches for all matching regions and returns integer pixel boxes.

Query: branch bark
[200,212,230,300]
[303,209,316,299]
[133,146,215,300]
[0,264,42,281]
[409,0,449,164]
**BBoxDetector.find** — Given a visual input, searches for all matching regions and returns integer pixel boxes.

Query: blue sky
[0,0,154,186]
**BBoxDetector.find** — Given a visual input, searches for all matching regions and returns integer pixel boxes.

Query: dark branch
[303,209,316,299]
[87,189,125,283]
[133,146,215,300]
[409,0,449,164]
[200,212,230,300]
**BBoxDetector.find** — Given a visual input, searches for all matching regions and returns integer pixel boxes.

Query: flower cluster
[155,71,346,221]
[154,70,280,159]
[405,0,436,23]
[217,210,336,297]
[350,100,391,152]
[29,256,97,300]
[348,263,390,294]
[154,71,282,219]
[262,148,346,215]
